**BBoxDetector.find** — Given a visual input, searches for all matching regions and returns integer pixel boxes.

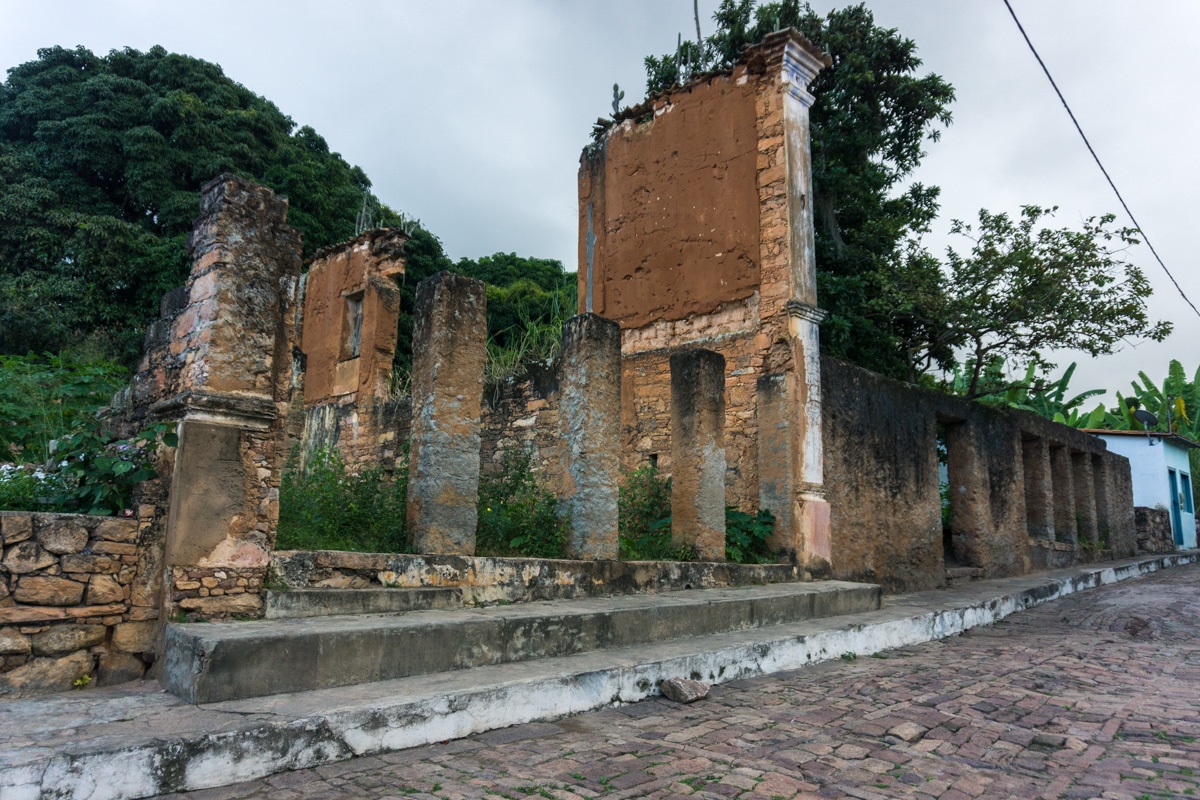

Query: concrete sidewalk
[1,552,1195,800]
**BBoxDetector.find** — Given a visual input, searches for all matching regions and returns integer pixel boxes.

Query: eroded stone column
[1092,454,1111,545]
[757,374,793,555]
[1072,451,1098,549]
[944,421,988,568]
[1050,445,1078,547]
[670,349,727,562]
[1022,437,1054,539]
[558,314,621,559]
[407,272,487,555]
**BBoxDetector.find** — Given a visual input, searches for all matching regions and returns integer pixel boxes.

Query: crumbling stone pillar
[1072,451,1098,549]
[670,349,727,562]
[1022,437,1054,539]
[757,374,793,555]
[162,174,302,620]
[1050,445,1078,547]
[407,271,487,555]
[944,421,988,568]
[557,314,621,560]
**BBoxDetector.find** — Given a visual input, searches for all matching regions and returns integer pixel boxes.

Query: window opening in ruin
[649,453,659,469]
[342,291,364,360]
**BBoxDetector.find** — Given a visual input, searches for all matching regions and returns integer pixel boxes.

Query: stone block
[61,554,121,574]
[86,574,125,605]
[660,676,710,703]
[95,517,139,543]
[408,271,487,555]
[0,650,93,699]
[2,540,57,574]
[1,514,33,546]
[558,313,621,560]
[0,626,31,656]
[97,652,147,686]
[670,349,727,562]
[14,576,85,606]
[112,620,158,654]
[36,520,89,554]
[177,592,262,617]
[30,624,106,657]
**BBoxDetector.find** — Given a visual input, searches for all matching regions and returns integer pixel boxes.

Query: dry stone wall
[0,511,159,697]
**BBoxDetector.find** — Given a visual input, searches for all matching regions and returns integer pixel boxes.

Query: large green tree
[642,0,955,379]
[908,206,1171,400]
[0,45,394,362]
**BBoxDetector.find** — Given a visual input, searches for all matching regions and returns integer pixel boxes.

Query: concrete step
[162,580,881,703]
[945,566,984,588]
[264,587,462,619]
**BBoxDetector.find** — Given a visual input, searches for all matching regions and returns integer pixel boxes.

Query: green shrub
[0,354,128,463]
[724,506,777,564]
[476,448,567,559]
[618,465,692,561]
[276,448,409,553]
[46,422,174,515]
[0,466,62,512]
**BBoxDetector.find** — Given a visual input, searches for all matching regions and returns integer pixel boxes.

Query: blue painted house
[1090,430,1198,549]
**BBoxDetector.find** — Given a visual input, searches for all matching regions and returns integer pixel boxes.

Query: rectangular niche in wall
[342,291,365,361]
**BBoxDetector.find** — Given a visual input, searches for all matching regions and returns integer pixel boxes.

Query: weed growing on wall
[277,448,409,553]
[476,448,567,559]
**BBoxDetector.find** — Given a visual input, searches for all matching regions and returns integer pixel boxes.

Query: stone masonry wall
[821,358,1136,592]
[297,229,408,473]
[1,511,159,698]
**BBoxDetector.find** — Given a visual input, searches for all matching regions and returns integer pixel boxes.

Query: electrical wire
[1001,0,1200,320]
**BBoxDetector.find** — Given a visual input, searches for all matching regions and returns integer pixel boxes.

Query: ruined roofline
[594,27,831,138]
[307,227,411,269]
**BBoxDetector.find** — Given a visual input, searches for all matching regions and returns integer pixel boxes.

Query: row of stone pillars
[1022,436,1109,548]
[406,271,734,561]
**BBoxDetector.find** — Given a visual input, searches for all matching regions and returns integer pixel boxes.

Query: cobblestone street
[160,564,1200,800]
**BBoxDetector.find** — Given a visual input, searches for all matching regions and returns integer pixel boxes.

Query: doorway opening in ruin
[936,422,953,562]
[937,415,977,568]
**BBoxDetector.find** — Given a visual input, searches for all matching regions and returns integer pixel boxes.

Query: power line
[1001,0,1200,320]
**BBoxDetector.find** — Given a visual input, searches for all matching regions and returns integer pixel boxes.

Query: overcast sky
[1,1,1196,401]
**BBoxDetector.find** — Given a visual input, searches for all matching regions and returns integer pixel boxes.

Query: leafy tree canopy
[912,206,1171,400]
[0,44,394,362]
[641,0,955,379]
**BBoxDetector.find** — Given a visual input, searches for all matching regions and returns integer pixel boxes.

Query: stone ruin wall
[578,42,800,511]
[294,229,409,473]
[820,359,1137,593]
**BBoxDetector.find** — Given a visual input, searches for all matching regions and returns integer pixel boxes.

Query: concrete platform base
[1,553,1194,800]
[163,580,882,703]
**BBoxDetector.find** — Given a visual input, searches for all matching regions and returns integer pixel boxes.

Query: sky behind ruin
[2,0,1196,401]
